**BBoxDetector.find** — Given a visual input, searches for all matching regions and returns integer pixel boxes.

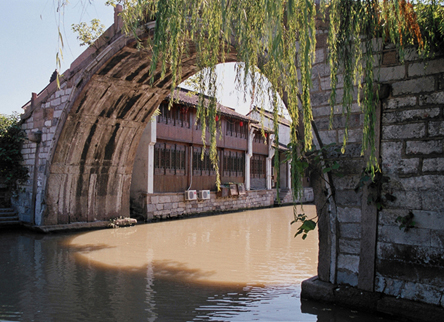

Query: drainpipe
[147,119,156,194]
[266,134,275,190]
[287,161,292,190]
[245,126,254,191]
[187,146,193,191]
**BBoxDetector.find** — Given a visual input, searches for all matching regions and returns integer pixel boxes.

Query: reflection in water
[70,206,318,285]
[0,206,397,321]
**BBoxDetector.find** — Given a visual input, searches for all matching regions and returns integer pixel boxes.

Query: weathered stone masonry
[377,48,444,308]
[146,190,277,220]
[304,25,444,320]
[18,84,74,224]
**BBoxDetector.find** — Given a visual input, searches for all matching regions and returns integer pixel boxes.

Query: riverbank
[5,198,309,234]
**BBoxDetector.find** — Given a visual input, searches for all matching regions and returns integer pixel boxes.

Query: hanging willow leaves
[103,0,442,196]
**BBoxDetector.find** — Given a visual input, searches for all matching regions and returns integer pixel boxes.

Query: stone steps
[0,208,20,227]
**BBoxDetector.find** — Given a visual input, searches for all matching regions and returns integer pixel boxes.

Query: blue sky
[0,1,279,117]
[0,1,114,115]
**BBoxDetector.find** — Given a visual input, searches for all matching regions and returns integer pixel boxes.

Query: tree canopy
[0,114,28,192]
[78,0,443,196]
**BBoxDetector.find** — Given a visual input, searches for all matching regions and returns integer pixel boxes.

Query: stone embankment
[143,188,311,221]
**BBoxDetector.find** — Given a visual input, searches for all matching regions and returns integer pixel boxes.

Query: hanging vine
[103,0,442,197]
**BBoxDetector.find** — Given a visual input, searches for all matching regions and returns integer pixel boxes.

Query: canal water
[0,205,398,322]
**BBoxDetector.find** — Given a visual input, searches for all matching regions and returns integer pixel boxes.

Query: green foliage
[72,19,106,47]
[288,143,344,238]
[290,143,343,186]
[414,0,444,55]
[0,114,29,192]
[61,1,444,196]
[106,0,442,189]
[354,169,394,211]
[291,212,316,239]
[396,211,415,232]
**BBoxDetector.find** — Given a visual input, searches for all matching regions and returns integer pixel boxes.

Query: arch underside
[45,40,237,225]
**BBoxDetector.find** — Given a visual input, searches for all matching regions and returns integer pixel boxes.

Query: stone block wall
[250,178,266,190]
[143,188,299,220]
[309,27,443,308]
[14,82,74,224]
[145,189,276,220]
[375,47,444,307]
[310,29,368,287]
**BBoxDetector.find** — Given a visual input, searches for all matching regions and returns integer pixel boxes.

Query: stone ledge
[32,221,110,233]
[301,276,444,322]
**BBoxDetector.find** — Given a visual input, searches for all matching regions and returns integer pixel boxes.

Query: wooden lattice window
[237,152,244,177]
[157,103,168,124]
[254,131,267,144]
[193,147,202,176]
[175,144,186,175]
[223,150,245,178]
[154,142,164,175]
[226,119,247,139]
[251,154,266,178]
[157,103,190,128]
[154,142,187,176]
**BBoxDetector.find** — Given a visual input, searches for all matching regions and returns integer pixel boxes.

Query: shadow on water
[0,206,400,322]
[68,243,117,253]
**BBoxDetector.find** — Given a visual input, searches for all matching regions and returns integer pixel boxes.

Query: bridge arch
[22,19,237,226]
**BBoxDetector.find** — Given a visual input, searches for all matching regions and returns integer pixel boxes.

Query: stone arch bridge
[18,7,238,226]
[16,6,444,321]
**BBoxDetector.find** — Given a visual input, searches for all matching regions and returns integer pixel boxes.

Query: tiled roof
[168,88,257,123]
[246,106,291,126]
[251,123,274,133]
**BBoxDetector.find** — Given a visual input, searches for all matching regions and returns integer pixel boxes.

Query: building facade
[130,88,293,219]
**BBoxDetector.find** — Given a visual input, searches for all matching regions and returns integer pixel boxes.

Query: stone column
[114,5,123,33]
[147,119,156,194]
[266,134,275,190]
[287,161,292,189]
[130,118,156,217]
[245,127,254,190]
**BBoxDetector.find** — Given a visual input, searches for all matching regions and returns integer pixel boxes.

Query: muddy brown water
[0,205,398,321]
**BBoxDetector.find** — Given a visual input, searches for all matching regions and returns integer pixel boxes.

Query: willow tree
[103,0,442,200]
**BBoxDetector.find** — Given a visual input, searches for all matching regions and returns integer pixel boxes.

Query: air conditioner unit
[198,190,210,200]
[185,190,197,200]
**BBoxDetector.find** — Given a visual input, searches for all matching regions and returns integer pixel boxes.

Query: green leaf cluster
[395,211,415,232]
[291,212,316,239]
[0,114,29,192]
[354,169,393,210]
[414,0,444,55]
[286,143,345,238]
[72,19,106,47]
[72,1,443,195]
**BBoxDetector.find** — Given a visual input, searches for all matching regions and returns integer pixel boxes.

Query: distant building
[247,106,293,190]
[247,106,291,146]
[130,88,294,219]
